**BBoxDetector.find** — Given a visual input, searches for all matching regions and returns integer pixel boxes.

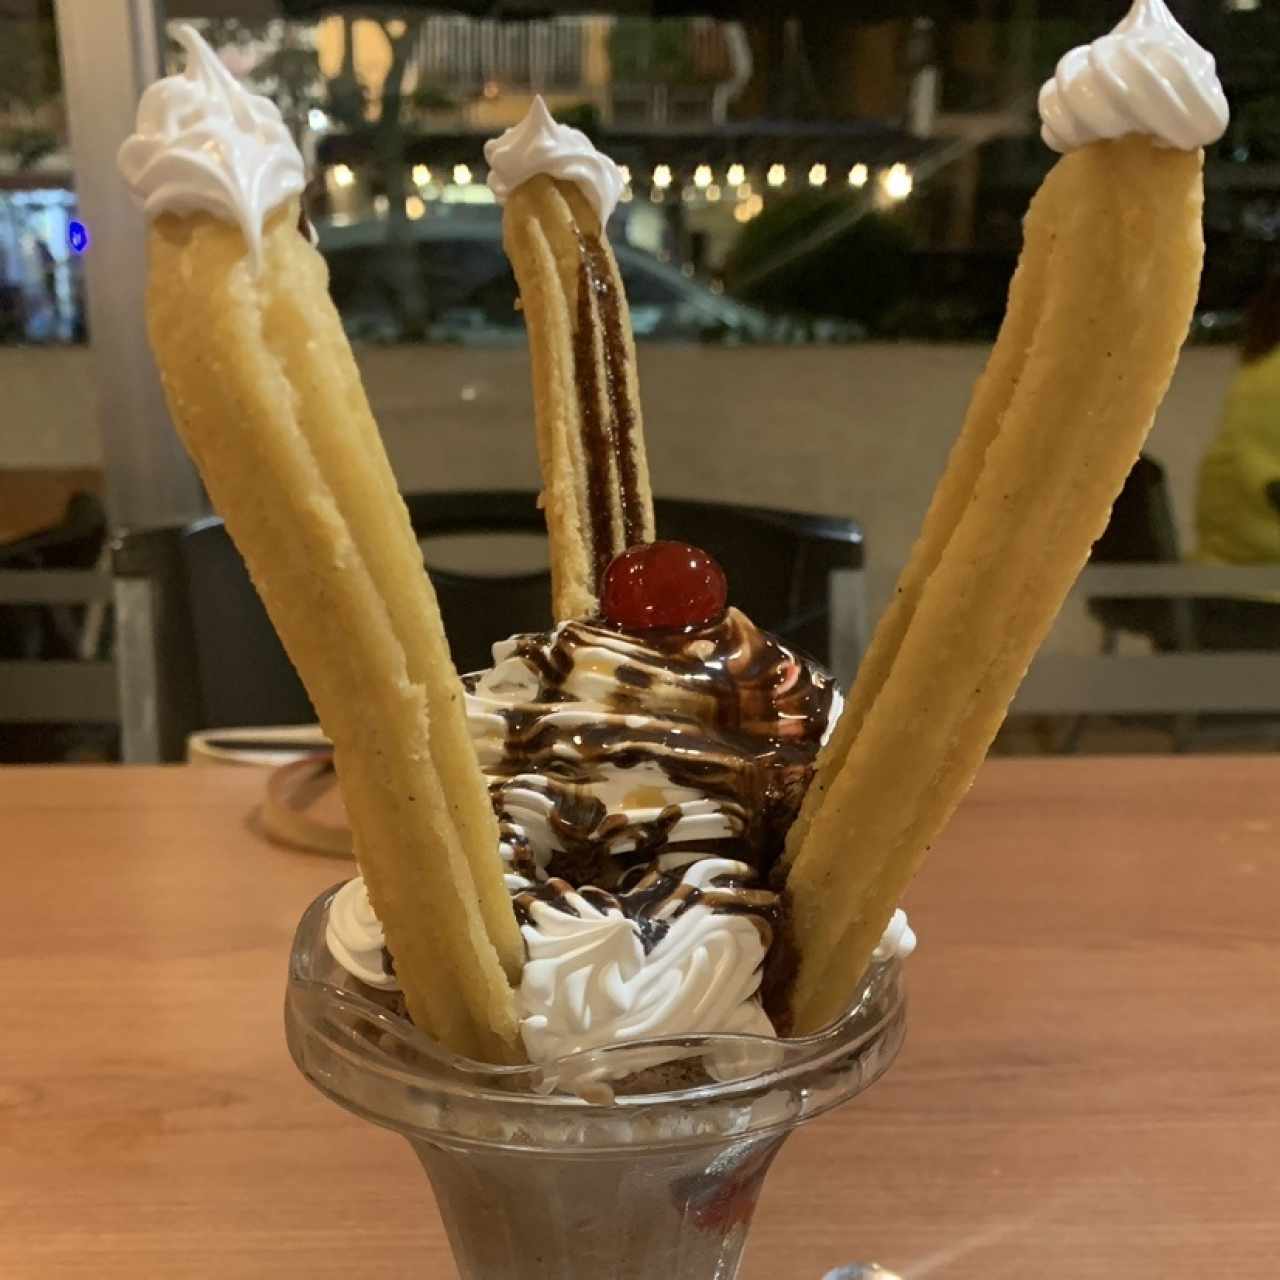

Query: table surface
[3,758,1278,1279]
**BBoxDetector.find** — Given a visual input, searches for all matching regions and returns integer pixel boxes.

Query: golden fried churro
[491,102,654,618]
[120,27,522,1059]
[786,137,1206,1033]
[145,204,522,1059]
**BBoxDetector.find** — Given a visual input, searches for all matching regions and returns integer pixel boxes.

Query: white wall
[1,340,1237,580]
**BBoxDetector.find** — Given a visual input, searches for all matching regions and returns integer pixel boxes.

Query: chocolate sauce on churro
[573,232,646,585]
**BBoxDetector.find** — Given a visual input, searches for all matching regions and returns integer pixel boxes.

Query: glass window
[7,2,1280,760]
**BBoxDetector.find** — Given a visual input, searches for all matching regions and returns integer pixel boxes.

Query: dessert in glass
[119,5,1226,1274]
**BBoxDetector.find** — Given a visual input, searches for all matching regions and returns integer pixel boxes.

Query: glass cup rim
[288,882,905,1120]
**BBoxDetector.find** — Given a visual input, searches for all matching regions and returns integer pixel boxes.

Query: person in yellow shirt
[1197,275,1280,564]
[1192,275,1280,651]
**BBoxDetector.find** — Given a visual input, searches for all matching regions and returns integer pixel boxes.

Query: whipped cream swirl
[872,909,917,963]
[325,878,397,991]
[118,25,305,268]
[1038,0,1228,153]
[484,96,625,225]
[326,609,848,1072]
[515,859,775,1066]
[466,609,838,886]
[322,613,917,1077]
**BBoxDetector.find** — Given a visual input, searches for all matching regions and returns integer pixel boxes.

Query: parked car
[317,214,861,345]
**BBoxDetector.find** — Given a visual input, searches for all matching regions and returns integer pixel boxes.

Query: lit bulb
[766,164,786,188]
[726,163,745,187]
[412,164,431,186]
[453,163,473,186]
[694,164,712,189]
[405,195,426,220]
[653,164,673,190]
[332,164,355,189]
[808,163,827,187]
[848,163,868,189]
[882,163,913,201]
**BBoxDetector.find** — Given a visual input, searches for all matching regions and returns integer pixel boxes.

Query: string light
[882,162,913,201]
[726,163,745,187]
[848,163,868,188]
[405,195,426,220]
[652,164,673,190]
[808,163,827,187]
[694,164,713,189]
[453,163,473,185]
[412,164,431,186]
[331,163,355,188]
[766,164,786,188]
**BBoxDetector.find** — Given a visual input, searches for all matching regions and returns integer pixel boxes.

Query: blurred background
[4,0,1280,763]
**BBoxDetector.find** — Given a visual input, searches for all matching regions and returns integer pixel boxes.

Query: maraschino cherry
[601,541,728,631]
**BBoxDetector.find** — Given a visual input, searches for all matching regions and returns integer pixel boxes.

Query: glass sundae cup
[286,884,906,1280]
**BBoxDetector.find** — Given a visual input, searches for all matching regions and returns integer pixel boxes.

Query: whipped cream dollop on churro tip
[1038,0,1228,154]
[484,95,625,225]
[118,24,305,267]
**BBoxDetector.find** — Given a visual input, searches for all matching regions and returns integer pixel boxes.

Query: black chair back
[1086,455,1192,651]
[406,490,864,668]
[113,491,863,759]
[0,492,106,660]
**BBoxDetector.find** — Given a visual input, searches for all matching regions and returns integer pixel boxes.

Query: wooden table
[3,759,1278,1278]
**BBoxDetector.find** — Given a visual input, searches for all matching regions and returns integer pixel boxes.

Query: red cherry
[601,541,728,631]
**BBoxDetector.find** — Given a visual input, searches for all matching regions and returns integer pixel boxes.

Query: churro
[488,100,654,617]
[121,28,521,1060]
[783,0,1226,1031]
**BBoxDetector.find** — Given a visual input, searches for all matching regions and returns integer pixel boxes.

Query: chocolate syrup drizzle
[512,861,781,957]
[573,232,646,587]
[467,609,837,1011]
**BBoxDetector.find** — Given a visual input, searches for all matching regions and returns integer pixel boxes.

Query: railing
[830,563,1280,715]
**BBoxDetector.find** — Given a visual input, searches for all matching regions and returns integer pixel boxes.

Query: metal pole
[52,0,206,530]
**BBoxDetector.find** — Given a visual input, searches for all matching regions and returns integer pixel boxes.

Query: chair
[0,491,107,661]
[0,492,115,762]
[1075,454,1280,749]
[112,491,863,762]
[1088,454,1280,653]
[1085,455,1197,653]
